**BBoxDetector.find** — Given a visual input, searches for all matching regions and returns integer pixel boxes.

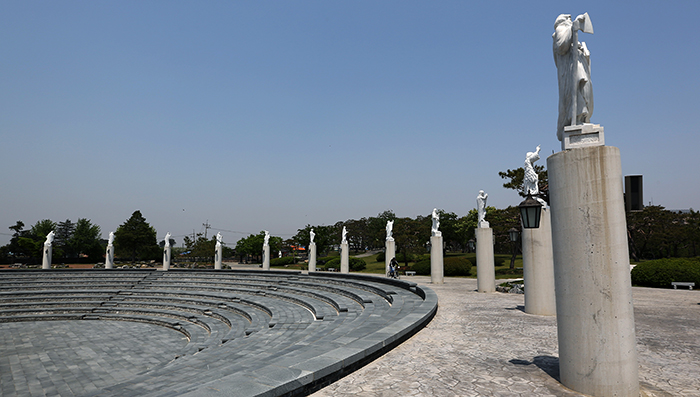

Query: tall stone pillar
[476,227,495,292]
[522,208,556,315]
[215,244,223,270]
[548,145,639,397]
[430,235,444,284]
[42,244,52,270]
[105,244,114,269]
[262,244,270,270]
[340,242,349,273]
[163,246,171,271]
[385,238,395,275]
[308,242,317,272]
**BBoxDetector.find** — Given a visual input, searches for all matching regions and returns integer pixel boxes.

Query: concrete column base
[476,227,495,293]
[163,247,171,271]
[522,208,556,316]
[385,239,395,275]
[263,244,270,270]
[430,235,444,284]
[42,245,52,270]
[340,243,349,273]
[308,243,317,272]
[548,145,639,397]
[215,245,222,270]
[105,245,114,269]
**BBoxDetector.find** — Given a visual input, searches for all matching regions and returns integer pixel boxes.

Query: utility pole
[203,220,211,239]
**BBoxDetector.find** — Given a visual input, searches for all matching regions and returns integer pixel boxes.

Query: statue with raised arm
[164,232,171,248]
[431,208,440,236]
[341,227,347,244]
[310,228,315,244]
[524,145,541,196]
[386,220,394,240]
[263,230,270,246]
[44,231,55,247]
[216,232,222,248]
[553,13,594,142]
[108,231,115,246]
[477,190,489,228]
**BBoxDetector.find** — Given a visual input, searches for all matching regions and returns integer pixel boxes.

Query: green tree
[28,219,57,258]
[70,218,102,260]
[393,215,431,267]
[499,165,548,202]
[55,219,76,258]
[292,224,336,257]
[114,211,159,264]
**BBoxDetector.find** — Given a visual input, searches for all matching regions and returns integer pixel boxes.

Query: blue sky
[2,1,699,246]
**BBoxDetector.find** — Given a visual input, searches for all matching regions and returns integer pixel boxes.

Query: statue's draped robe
[523,154,539,196]
[553,20,593,141]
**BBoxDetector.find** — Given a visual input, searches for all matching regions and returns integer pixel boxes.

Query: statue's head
[554,14,571,29]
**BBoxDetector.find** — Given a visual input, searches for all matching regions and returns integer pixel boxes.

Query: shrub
[412,259,431,275]
[470,255,505,268]
[349,257,366,271]
[376,251,386,262]
[410,256,472,277]
[495,267,523,276]
[316,257,366,272]
[270,256,296,267]
[631,258,700,288]
[396,252,415,263]
[444,257,472,277]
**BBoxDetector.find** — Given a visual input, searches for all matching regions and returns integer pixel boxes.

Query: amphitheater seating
[0,269,437,396]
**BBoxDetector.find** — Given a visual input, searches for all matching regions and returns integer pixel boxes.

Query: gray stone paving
[310,276,700,397]
[0,321,187,396]
[2,272,699,396]
[0,270,436,396]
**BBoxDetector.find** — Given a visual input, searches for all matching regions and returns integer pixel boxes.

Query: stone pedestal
[105,245,114,269]
[42,245,52,270]
[340,242,349,273]
[163,247,171,271]
[522,208,556,316]
[430,235,444,284]
[548,145,639,397]
[215,245,222,270]
[308,243,317,272]
[262,244,270,270]
[385,239,395,275]
[476,227,495,293]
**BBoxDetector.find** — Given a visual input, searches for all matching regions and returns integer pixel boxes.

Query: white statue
[216,232,222,248]
[310,228,315,244]
[278,251,282,258]
[553,13,594,141]
[164,232,171,248]
[44,231,55,247]
[263,230,270,246]
[341,227,347,244]
[431,208,440,236]
[385,220,394,240]
[477,190,489,228]
[108,231,115,246]
[524,145,541,196]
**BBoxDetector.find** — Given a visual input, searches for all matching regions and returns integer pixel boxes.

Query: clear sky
[2,1,699,247]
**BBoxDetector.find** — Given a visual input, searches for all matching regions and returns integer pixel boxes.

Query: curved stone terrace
[0,269,437,397]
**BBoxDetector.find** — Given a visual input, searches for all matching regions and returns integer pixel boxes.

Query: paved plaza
[311,276,700,397]
[1,272,698,396]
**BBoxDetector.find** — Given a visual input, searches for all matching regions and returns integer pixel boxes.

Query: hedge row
[270,256,296,267]
[631,257,700,288]
[411,256,472,277]
[316,256,367,272]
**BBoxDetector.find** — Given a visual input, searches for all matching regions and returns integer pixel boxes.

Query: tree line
[2,165,697,265]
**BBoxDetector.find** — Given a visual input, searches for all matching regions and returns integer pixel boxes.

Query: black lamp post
[468,239,475,253]
[508,227,520,269]
[519,193,542,229]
